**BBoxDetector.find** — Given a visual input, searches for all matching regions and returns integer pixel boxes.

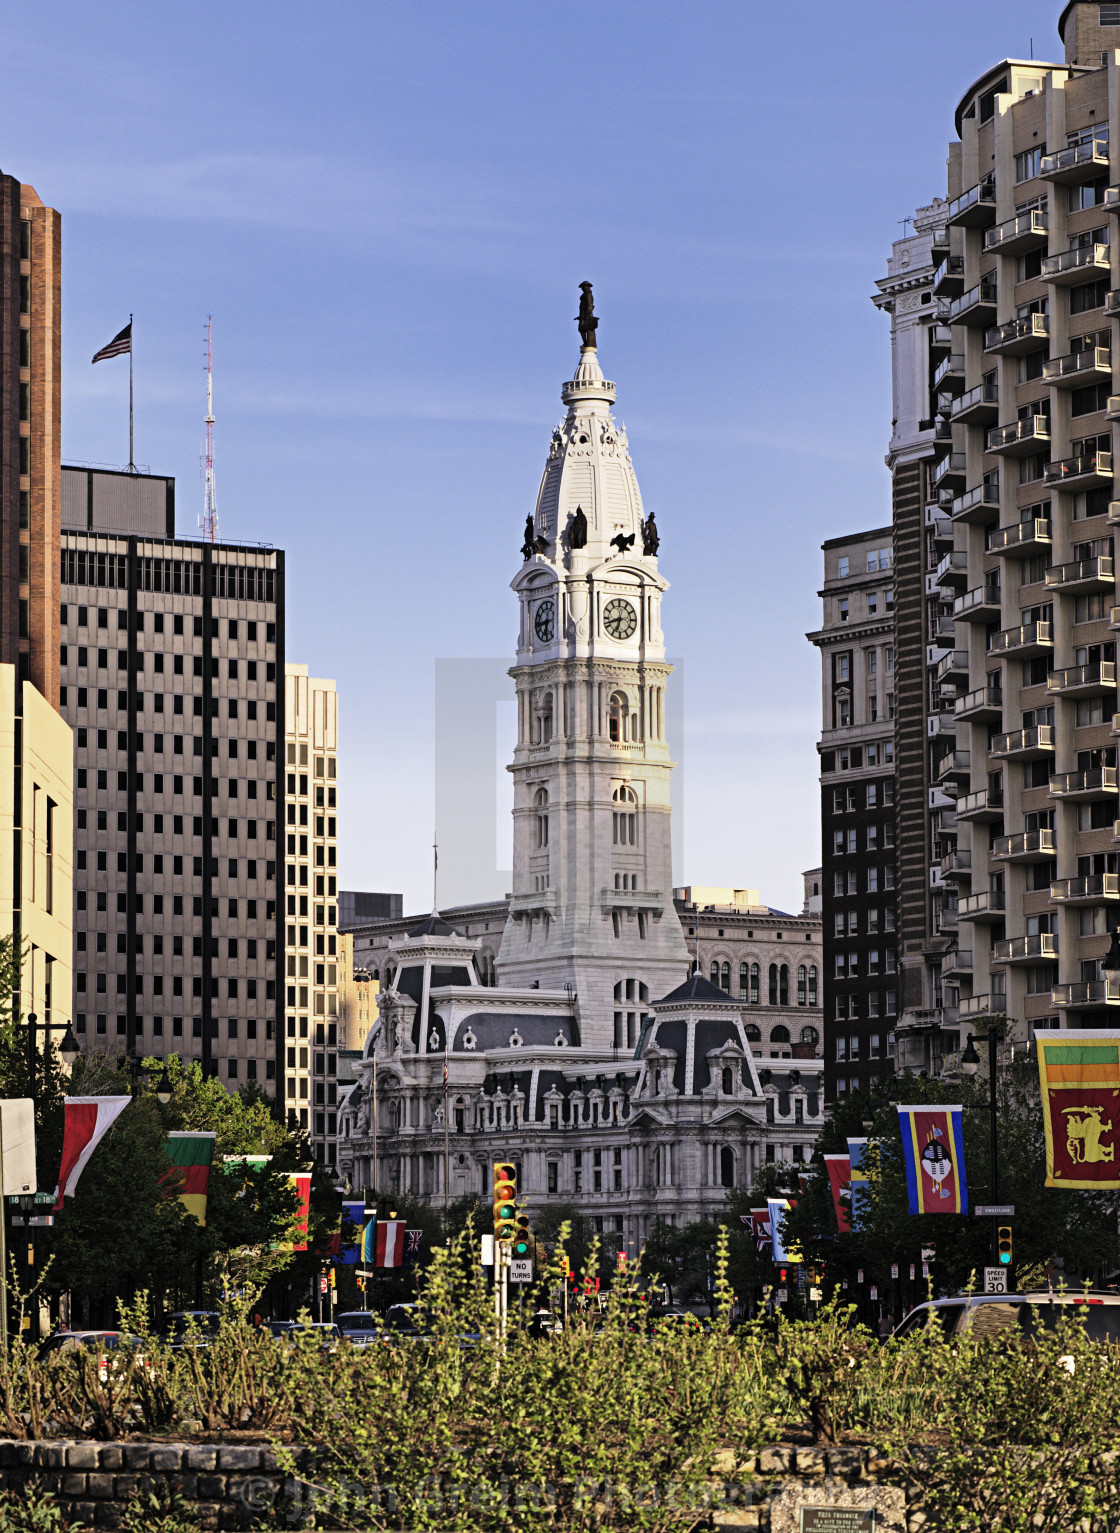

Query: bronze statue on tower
[576,282,598,348]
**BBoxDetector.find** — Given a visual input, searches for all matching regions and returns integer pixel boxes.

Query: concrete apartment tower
[879,0,1120,1057]
[283,665,340,1160]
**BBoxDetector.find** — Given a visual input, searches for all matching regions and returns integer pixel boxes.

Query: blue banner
[846,1137,869,1231]
[338,1200,365,1265]
[897,1105,969,1216]
[767,1197,791,1262]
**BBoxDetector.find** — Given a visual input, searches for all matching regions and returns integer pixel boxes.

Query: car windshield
[337,1313,378,1330]
[165,1314,220,1335]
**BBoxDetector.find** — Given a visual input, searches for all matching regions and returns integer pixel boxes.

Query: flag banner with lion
[1037,1031,1120,1189]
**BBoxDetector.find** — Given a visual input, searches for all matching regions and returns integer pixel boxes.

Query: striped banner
[1037,1031,1120,1189]
[897,1105,968,1215]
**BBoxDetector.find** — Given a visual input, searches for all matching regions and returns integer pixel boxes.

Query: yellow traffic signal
[493,1162,517,1242]
[997,1226,1012,1267]
[513,1210,531,1259]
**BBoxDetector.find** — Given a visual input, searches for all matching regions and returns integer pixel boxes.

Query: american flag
[91,322,131,364]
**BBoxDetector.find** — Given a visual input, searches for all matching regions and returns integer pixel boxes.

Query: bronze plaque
[800,1511,876,1533]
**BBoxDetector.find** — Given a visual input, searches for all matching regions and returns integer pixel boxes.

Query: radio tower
[201,316,218,543]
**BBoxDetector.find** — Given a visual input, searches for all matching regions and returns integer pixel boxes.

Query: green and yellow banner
[161,1132,217,1224]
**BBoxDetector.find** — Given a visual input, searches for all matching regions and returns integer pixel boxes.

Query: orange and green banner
[1037,1031,1120,1188]
[162,1132,217,1225]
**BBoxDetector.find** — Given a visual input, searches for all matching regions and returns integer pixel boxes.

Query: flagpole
[128,314,135,473]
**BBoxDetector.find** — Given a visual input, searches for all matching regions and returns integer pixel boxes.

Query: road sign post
[509,1259,533,1283]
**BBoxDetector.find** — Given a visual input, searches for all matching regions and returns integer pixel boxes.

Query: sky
[1,0,1066,914]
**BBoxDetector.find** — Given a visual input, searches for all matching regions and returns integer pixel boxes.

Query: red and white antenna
[200,316,218,543]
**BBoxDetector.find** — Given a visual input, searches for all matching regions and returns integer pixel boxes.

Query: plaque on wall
[800,1511,876,1532]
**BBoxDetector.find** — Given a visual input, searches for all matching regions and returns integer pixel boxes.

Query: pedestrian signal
[997,1226,1012,1266]
[493,1162,517,1241]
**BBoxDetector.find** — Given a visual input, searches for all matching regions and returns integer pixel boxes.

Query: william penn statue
[576,282,598,348]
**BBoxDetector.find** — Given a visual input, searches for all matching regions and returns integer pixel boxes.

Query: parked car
[161,1311,222,1349]
[893,1291,1120,1343]
[39,1330,145,1381]
[335,1311,382,1345]
[290,1321,341,1350]
[263,1320,296,1340]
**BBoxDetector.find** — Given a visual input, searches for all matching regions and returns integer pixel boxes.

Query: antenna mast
[201,317,218,543]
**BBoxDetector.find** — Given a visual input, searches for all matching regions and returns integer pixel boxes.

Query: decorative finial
[576,282,598,349]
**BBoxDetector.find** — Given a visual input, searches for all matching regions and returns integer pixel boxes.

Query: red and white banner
[290,1172,312,1251]
[377,1219,404,1268]
[824,1153,852,1234]
[53,1097,130,1210]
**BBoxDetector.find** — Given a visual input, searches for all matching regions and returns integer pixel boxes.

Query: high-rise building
[283,665,340,1160]
[873,1,1120,1058]
[1,174,61,707]
[59,468,286,1087]
[808,528,899,1099]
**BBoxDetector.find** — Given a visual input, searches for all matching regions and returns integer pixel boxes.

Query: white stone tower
[496,287,690,1041]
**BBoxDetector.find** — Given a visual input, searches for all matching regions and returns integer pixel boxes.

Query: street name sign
[975,1204,1014,1218]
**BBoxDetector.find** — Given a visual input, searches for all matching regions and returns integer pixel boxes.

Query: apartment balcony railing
[955,683,1003,722]
[984,207,1048,254]
[992,829,1056,861]
[1049,766,1119,800]
[929,322,954,354]
[1044,555,1114,592]
[1042,244,1111,285]
[1047,661,1117,697]
[934,648,969,682]
[1107,291,1120,319]
[952,379,1000,425]
[935,550,970,589]
[1041,140,1110,182]
[988,518,1052,557]
[1052,980,1120,1007]
[951,480,1000,524]
[993,933,1058,964]
[931,226,950,258]
[938,904,960,932]
[988,620,1053,657]
[990,725,1055,760]
[1108,397,1120,420]
[934,615,957,641]
[947,179,997,227]
[1044,346,1112,387]
[942,948,973,978]
[1044,451,1112,489]
[945,279,998,325]
[933,353,966,393]
[959,891,1007,922]
[986,415,1050,456]
[953,584,1002,622]
[931,452,968,492]
[961,993,1005,1019]
[928,709,957,738]
[1050,873,1120,904]
[934,750,971,785]
[940,849,972,883]
[933,419,955,450]
[933,255,965,296]
[928,514,955,549]
[984,313,1049,355]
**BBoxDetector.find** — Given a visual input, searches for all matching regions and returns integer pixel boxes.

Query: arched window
[743,1022,762,1042]
[800,1025,820,1047]
[612,784,638,845]
[797,965,807,1006]
[721,1066,733,1095]
[719,1147,735,1188]
[750,962,760,1005]
[808,966,818,1006]
[720,961,731,992]
[609,691,633,743]
[533,787,549,848]
[710,960,720,988]
[532,692,554,744]
[739,962,749,998]
[779,965,789,1006]
[768,964,778,1005]
[771,1025,791,1044]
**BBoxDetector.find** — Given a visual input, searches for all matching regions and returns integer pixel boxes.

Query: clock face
[603,598,637,641]
[534,600,556,642]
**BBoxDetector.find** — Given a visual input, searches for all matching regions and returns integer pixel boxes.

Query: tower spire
[201,316,218,543]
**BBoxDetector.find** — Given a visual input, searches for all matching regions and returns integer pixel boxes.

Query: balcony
[947,179,996,227]
[957,787,1004,821]
[933,353,966,393]
[1047,348,1113,389]
[940,849,972,884]
[960,994,1004,1020]
[1053,980,1120,1008]
[933,615,957,642]
[1044,555,1114,593]
[986,415,1050,456]
[1049,766,1119,801]
[930,226,950,259]
[935,648,969,683]
[934,749,971,786]
[942,948,973,978]
[1108,398,1120,421]
[983,313,1049,355]
[946,279,998,325]
[989,518,1052,557]
[938,904,960,933]
[928,708,957,738]
[935,550,970,589]
[988,620,1053,658]
[931,452,968,493]
[955,683,1003,722]
[984,207,1048,254]
[959,890,1006,922]
[1042,244,1111,285]
[1044,451,1112,489]
[928,513,954,549]
[932,255,965,296]
[992,830,1056,862]
[1041,141,1110,183]
[1047,661,1116,698]
[929,322,954,355]
[953,583,1002,623]
[993,933,1058,964]
[951,379,1000,425]
[1051,873,1120,904]
[951,480,1001,524]
[990,725,1055,760]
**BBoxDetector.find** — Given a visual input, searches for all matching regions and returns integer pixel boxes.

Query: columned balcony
[1045,555,1114,593]
[989,726,1055,761]
[1047,662,1116,698]
[986,416,1050,456]
[1044,451,1112,490]
[984,208,1048,254]
[988,621,1053,658]
[991,830,1056,862]
[993,933,1058,964]
[984,313,1049,355]
[946,179,996,227]
[1044,347,1112,387]
[950,480,1000,524]
[1050,873,1120,903]
[959,891,1006,923]
[954,682,1002,722]
[988,518,1052,557]
[953,584,1002,623]
[1041,244,1111,284]
[1049,767,1119,800]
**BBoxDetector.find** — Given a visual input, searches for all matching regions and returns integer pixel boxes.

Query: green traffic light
[999,1252,1011,1264]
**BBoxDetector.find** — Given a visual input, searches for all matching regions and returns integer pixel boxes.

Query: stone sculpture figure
[641,510,659,556]
[576,282,598,348]
[568,505,588,549]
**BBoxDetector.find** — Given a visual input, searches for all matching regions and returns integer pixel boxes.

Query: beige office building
[283,666,340,1162]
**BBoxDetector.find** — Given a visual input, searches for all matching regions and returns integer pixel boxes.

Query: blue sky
[3,0,1064,913]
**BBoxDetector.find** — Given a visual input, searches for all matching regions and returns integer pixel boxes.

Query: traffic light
[616,1249,628,1271]
[513,1210,531,1259]
[493,1162,517,1242]
[997,1226,1013,1266]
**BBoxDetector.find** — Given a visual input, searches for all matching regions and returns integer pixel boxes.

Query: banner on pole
[767,1198,790,1262]
[162,1132,217,1225]
[824,1153,852,1233]
[53,1097,130,1210]
[1037,1030,1120,1188]
[749,1206,772,1254]
[897,1105,969,1215]
[846,1137,869,1230]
